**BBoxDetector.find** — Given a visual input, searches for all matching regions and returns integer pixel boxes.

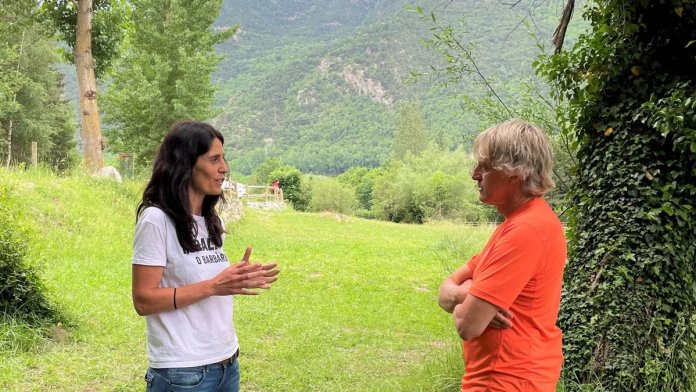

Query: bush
[372,163,426,223]
[337,166,382,210]
[371,147,492,223]
[268,165,311,211]
[308,178,357,214]
[252,157,283,184]
[354,209,377,220]
[0,186,61,325]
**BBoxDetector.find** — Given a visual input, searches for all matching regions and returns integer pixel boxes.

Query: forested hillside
[50,1,569,174]
[211,0,566,174]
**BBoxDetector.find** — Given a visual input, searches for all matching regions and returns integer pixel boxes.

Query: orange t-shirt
[462,197,566,392]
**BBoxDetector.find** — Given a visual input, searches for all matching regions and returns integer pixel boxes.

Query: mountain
[56,1,569,174]
[211,0,566,175]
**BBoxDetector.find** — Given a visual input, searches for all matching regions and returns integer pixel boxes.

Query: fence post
[31,142,37,167]
[118,153,134,179]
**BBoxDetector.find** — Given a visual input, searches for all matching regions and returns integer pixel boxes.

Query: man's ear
[508,172,524,185]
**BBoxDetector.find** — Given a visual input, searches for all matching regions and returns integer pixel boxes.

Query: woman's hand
[209,246,279,295]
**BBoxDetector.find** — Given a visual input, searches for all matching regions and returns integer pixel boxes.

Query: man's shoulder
[503,201,563,244]
[516,199,561,227]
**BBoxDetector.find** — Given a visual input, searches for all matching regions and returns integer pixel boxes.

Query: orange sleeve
[465,254,479,272]
[467,222,546,310]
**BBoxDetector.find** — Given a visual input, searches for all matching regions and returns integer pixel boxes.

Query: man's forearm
[438,279,468,313]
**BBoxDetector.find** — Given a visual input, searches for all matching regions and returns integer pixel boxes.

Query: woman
[132,121,279,392]
[438,119,566,391]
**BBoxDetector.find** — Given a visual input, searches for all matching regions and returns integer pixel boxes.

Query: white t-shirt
[132,207,238,368]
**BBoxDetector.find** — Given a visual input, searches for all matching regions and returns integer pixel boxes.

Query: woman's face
[190,138,228,200]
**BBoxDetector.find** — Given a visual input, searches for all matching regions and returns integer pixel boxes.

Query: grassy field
[0,168,494,391]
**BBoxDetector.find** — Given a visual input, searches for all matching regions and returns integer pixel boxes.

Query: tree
[42,0,125,173]
[253,157,283,185]
[415,6,574,214]
[268,165,310,211]
[392,101,428,158]
[537,2,696,390]
[0,2,28,166]
[0,2,78,170]
[337,166,382,210]
[74,0,102,172]
[371,146,491,224]
[102,0,236,168]
[45,103,80,172]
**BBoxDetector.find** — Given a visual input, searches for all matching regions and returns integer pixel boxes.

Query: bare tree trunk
[75,0,103,173]
[4,29,26,168]
[4,119,12,167]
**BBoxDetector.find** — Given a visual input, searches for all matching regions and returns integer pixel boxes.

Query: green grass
[0,167,494,391]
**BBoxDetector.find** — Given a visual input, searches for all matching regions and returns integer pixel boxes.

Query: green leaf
[662,203,674,216]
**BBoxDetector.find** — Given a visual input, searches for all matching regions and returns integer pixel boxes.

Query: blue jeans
[144,359,240,392]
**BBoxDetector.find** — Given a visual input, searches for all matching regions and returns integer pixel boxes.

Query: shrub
[0,186,61,325]
[371,147,491,223]
[373,163,427,223]
[268,165,311,211]
[337,166,382,210]
[308,178,357,214]
[354,209,377,220]
[253,157,283,184]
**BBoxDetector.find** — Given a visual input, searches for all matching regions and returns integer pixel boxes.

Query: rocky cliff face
[310,58,392,107]
[341,64,392,106]
[214,0,559,174]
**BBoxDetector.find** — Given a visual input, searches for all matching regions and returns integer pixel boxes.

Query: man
[438,119,566,391]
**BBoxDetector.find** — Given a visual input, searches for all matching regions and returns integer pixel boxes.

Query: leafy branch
[414,6,513,117]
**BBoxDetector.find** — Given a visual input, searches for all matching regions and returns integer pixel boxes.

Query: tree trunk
[75,0,103,173]
[4,119,12,167]
[4,29,25,168]
[544,3,696,391]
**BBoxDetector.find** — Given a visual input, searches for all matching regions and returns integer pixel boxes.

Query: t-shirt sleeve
[132,209,168,267]
[467,222,546,310]
[465,255,479,272]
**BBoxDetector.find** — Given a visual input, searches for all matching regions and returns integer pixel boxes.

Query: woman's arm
[132,247,279,316]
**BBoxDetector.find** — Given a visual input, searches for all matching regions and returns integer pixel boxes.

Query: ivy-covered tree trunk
[540,2,696,391]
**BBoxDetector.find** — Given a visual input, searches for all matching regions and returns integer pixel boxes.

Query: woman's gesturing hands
[210,246,280,296]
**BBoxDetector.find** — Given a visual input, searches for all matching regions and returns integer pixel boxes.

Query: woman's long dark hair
[136,121,226,253]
